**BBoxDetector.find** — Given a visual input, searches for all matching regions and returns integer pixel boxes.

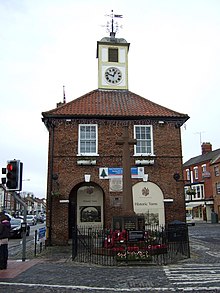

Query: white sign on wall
[99,168,109,179]
[133,182,165,226]
[109,178,123,192]
[77,185,103,228]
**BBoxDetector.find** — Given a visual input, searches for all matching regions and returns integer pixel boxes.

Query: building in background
[183,142,220,222]
[0,186,46,216]
[211,154,220,220]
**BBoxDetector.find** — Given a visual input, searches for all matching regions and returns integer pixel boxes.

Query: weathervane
[105,10,123,38]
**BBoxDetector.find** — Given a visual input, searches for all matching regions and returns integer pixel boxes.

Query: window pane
[214,166,219,176]
[136,129,141,139]
[91,142,96,153]
[186,170,190,181]
[216,182,220,194]
[136,146,141,153]
[140,127,146,139]
[81,142,85,153]
[109,48,118,62]
[91,127,96,139]
[146,132,151,140]
[80,126,85,139]
[197,186,200,198]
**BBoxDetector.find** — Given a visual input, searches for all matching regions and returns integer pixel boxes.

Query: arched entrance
[69,183,104,237]
[132,181,165,225]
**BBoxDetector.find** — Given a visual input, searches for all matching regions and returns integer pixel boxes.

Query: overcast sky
[1,0,220,198]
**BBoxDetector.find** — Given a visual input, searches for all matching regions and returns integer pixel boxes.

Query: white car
[186,213,195,226]
[26,215,37,225]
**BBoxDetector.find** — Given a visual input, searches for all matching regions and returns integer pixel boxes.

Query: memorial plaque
[128,230,144,241]
[124,217,137,230]
[112,215,145,231]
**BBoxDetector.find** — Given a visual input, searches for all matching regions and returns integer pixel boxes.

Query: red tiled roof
[42,89,189,121]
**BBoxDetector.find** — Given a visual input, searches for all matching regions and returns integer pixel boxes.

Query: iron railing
[72,224,190,266]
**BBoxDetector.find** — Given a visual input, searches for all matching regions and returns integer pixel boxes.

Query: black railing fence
[72,224,190,266]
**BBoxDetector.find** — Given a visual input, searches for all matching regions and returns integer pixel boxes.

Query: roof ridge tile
[42,89,189,123]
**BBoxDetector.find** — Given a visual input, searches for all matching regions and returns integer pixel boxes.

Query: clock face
[105,67,122,84]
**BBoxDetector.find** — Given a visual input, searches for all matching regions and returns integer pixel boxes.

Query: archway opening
[69,182,104,238]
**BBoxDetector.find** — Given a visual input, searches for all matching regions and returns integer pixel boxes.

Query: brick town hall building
[42,22,189,245]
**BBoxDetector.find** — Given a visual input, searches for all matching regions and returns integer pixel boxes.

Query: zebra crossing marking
[164,263,220,287]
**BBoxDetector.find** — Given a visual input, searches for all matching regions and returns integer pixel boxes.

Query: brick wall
[46,119,185,244]
[212,161,220,217]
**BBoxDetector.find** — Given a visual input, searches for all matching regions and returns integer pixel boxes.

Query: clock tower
[97,12,130,90]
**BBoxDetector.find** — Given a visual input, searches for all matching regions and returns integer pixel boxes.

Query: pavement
[0,254,174,293]
[0,223,220,292]
[0,259,40,279]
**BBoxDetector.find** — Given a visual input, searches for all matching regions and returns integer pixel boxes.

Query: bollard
[72,226,77,260]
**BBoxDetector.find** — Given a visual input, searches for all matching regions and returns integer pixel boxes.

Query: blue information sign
[108,168,123,176]
[39,227,46,239]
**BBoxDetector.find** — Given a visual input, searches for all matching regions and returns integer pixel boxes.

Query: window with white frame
[193,184,204,200]
[214,166,220,176]
[184,187,191,201]
[216,182,220,194]
[186,169,190,181]
[134,125,153,155]
[78,124,98,155]
[202,164,206,173]
[194,166,198,180]
[192,187,197,199]
[185,184,204,200]
[196,185,200,198]
[201,185,204,198]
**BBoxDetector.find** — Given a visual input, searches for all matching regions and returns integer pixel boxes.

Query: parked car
[36,213,45,223]
[4,212,12,220]
[10,218,30,238]
[186,213,195,226]
[26,215,37,225]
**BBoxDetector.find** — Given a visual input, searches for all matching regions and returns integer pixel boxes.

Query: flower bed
[147,244,168,255]
[101,229,168,260]
[116,250,152,261]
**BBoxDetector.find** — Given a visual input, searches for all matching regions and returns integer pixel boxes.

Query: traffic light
[1,167,6,184]
[6,160,23,191]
